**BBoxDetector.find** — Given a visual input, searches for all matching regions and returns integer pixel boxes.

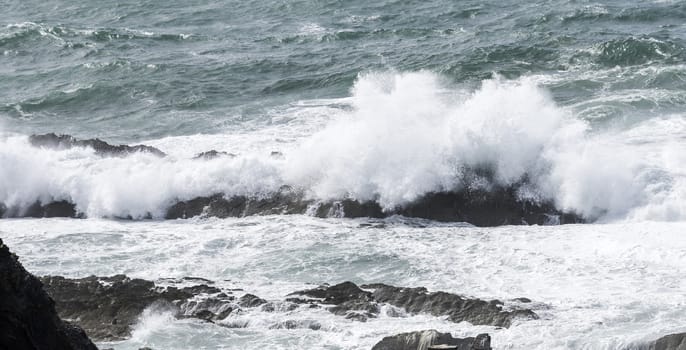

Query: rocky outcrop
[29,133,165,157]
[165,189,582,226]
[371,330,491,350]
[287,281,379,321]
[13,132,586,225]
[38,275,536,343]
[0,200,78,218]
[637,333,686,350]
[40,275,241,341]
[0,239,97,350]
[2,189,582,225]
[365,283,536,328]
[40,275,191,340]
[165,189,310,220]
[288,282,537,327]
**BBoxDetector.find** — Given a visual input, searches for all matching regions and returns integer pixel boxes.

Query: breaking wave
[1,72,684,222]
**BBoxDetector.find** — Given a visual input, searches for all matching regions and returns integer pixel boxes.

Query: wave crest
[1,71,684,223]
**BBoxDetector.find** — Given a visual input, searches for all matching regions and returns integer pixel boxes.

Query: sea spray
[1,73,684,222]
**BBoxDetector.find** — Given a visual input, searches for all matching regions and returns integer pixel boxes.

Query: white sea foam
[2,217,686,349]
[1,71,684,222]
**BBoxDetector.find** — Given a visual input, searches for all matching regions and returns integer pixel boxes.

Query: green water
[2,0,686,141]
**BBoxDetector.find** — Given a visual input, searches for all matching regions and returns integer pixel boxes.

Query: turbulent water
[1,0,686,349]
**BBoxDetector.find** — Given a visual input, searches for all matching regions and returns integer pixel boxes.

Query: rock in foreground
[637,333,686,350]
[40,275,236,341]
[371,330,491,350]
[0,239,97,350]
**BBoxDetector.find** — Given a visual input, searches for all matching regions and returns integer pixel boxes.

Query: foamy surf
[2,217,686,349]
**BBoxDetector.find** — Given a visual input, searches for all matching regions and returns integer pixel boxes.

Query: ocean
[1,0,686,349]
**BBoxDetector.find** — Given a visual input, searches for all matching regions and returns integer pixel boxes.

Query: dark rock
[637,333,686,350]
[288,282,379,320]
[40,275,238,341]
[164,187,582,226]
[190,309,215,322]
[290,282,372,305]
[29,133,166,157]
[193,150,236,160]
[314,200,385,219]
[40,275,191,341]
[0,238,98,350]
[394,188,581,226]
[289,282,536,327]
[364,284,537,328]
[287,282,378,321]
[181,284,222,295]
[371,330,480,350]
[180,297,236,321]
[165,188,309,220]
[239,294,267,308]
[1,200,79,219]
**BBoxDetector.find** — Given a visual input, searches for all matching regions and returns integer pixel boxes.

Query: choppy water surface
[2,0,686,349]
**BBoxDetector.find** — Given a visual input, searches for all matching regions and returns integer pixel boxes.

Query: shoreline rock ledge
[0,238,97,350]
[371,330,492,350]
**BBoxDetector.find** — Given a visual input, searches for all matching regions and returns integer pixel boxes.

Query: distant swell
[1,72,684,224]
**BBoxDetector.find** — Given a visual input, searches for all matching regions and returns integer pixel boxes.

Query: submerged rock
[29,133,166,157]
[0,239,97,350]
[289,282,536,327]
[371,330,491,350]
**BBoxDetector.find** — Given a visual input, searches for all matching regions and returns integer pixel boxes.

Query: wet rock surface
[4,189,583,225]
[29,133,166,157]
[165,189,582,226]
[0,239,97,350]
[637,333,686,350]
[40,275,242,341]
[165,189,310,220]
[37,275,537,343]
[289,282,537,327]
[371,330,491,350]
[0,200,79,219]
